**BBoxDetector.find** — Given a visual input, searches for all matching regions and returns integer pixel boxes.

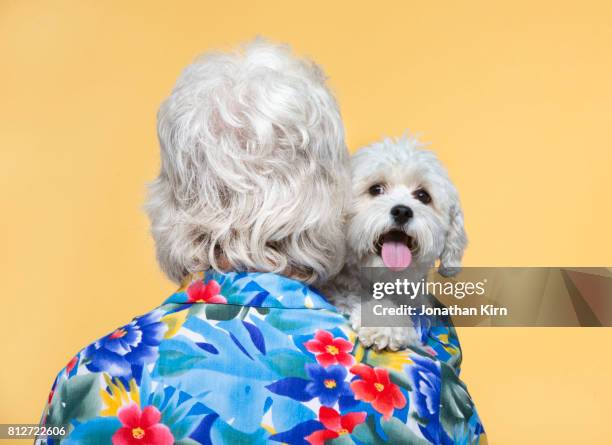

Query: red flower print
[304,330,354,367]
[187,280,227,304]
[66,356,78,374]
[112,403,174,445]
[306,407,366,445]
[349,364,407,420]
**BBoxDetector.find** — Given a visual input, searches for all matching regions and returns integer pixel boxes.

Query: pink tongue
[381,241,412,271]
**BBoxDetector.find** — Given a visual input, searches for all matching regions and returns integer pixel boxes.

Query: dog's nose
[390,205,413,225]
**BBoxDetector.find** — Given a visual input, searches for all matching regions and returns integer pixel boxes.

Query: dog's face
[346,137,467,278]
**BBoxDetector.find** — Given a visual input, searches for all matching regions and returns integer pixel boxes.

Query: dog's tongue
[381,240,412,271]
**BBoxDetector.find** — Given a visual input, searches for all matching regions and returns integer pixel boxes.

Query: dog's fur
[326,137,467,351]
[146,40,350,286]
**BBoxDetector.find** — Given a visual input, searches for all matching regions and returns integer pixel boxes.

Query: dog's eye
[368,184,385,196]
[414,188,432,204]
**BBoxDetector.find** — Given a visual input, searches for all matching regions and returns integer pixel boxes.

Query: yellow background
[1,1,612,443]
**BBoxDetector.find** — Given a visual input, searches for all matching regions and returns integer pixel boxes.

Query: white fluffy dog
[327,136,467,351]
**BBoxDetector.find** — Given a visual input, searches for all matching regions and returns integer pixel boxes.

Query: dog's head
[347,136,467,278]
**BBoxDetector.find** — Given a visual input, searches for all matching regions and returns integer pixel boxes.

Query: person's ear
[438,202,467,277]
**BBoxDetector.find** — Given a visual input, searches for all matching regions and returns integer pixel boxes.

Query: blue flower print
[305,364,351,407]
[83,310,166,378]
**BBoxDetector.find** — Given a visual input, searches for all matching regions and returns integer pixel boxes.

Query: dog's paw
[357,326,421,352]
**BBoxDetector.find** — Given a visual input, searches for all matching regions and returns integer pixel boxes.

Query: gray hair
[146,40,349,284]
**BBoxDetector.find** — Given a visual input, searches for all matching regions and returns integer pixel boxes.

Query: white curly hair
[146,40,349,284]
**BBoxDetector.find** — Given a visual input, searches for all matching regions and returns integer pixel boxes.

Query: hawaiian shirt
[38,270,486,445]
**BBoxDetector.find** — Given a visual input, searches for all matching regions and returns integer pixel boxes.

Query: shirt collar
[163,269,337,311]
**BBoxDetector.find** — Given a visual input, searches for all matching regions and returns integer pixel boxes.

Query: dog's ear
[438,203,467,277]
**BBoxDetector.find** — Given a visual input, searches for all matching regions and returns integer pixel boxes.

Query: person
[38,40,486,445]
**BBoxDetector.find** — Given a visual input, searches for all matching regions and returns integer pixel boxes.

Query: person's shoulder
[65,301,192,381]
[40,303,185,428]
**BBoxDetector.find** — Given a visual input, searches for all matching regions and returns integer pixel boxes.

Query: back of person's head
[146,39,349,285]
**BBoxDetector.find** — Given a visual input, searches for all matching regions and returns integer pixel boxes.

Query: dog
[326,136,467,351]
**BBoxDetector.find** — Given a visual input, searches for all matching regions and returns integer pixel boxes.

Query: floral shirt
[38,270,486,445]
